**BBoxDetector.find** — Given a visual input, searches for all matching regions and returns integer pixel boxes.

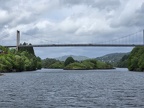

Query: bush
[64,57,75,66]
[128,46,144,71]
[0,46,42,72]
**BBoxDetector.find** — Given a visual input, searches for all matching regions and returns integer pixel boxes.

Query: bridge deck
[4,44,144,47]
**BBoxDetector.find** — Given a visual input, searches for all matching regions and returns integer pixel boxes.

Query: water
[0,68,144,108]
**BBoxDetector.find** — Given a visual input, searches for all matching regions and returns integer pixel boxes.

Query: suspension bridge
[0,30,144,49]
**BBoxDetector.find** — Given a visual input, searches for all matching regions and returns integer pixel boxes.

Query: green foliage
[117,55,129,68]
[19,42,35,55]
[64,62,86,70]
[96,53,128,66]
[42,58,59,68]
[82,61,95,69]
[42,57,113,70]
[64,56,75,66]
[96,61,113,69]
[64,59,113,70]
[128,46,144,71]
[49,62,64,69]
[0,46,9,53]
[36,57,42,69]
[42,58,64,69]
[0,46,42,72]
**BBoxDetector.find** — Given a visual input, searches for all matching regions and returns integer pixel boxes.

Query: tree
[64,56,75,66]
[117,55,129,68]
[19,42,35,56]
[128,46,144,71]
[0,46,42,72]
[42,58,59,68]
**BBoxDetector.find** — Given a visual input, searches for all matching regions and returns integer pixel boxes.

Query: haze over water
[0,68,144,108]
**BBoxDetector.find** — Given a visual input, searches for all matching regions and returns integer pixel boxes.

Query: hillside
[96,53,129,66]
[42,56,113,70]
[0,45,42,72]
[55,55,89,61]
[128,46,144,71]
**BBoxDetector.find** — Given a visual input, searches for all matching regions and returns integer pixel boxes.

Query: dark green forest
[128,46,144,71]
[0,44,42,72]
[43,58,64,69]
[117,46,144,72]
[117,55,129,68]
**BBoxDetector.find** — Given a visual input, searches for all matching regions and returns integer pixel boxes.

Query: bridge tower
[16,30,20,51]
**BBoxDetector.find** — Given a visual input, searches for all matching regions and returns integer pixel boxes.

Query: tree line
[0,43,42,72]
[117,46,144,72]
[43,56,113,70]
[43,46,144,71]
[1,44,143,72]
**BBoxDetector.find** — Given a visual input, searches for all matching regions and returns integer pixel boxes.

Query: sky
[0,0,144,59]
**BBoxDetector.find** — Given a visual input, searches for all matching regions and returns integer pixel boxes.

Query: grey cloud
[0,0,49,29]
[23,27,40,36]
[134,3,144,26]
[0,1,28,27]
[111,2,144,28]
[124,5,144,27]
[92,0,121,11]
[0,0,19,12]
[140,3,144,12]
[60,0,121,10]
[60,0,86,5]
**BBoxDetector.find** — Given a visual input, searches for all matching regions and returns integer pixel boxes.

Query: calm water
[0,68,144,108]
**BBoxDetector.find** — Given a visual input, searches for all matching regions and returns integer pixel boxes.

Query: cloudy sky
[0,0,144,59]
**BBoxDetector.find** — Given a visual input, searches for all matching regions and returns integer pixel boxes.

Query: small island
[43,56,114,70]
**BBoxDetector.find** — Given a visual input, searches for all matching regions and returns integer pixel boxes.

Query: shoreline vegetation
[42,46,144,72]
[128,46,144,71]
[43,57,114,70]
[0,44,42,73]
[113,46,144,72]
[1,44,144,73]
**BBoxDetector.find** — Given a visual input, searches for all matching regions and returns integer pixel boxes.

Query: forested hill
[128,46,144,71]
[0,44,42,72]
[96,53,129,66]
[55,55,89,61]
[42,57,113,70]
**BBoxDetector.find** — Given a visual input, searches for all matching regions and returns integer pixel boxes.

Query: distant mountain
[56,55,89,61]
[96,53,129,66]
[55,53,129,65]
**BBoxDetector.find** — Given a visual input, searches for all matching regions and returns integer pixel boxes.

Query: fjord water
[0,68,144,108]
